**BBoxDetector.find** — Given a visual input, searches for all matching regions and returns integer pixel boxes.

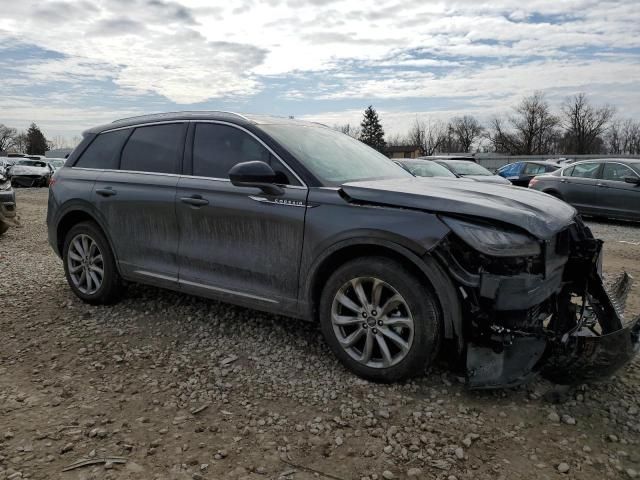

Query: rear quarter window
[74,129,131,169]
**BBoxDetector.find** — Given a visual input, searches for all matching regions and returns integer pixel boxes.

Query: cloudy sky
[1,0,639,142]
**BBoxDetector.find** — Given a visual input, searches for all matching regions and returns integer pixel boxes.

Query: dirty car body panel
[46,112,639,388]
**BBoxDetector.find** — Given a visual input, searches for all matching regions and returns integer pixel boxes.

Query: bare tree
[408,118,446,156]
[451,115,484,152]
[488,92,560,154]
[0,124,17,152]
[606,120,623,154]
[12,132,28,153]
[334,123,361,139]
[621,119,640,154]
[561,93,614,154]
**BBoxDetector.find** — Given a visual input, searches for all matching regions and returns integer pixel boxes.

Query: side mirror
[624,176,640,185]
[229,161,284,196]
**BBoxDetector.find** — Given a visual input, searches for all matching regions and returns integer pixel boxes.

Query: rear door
[595,162,640,220]
[175,122,307,308]
[93,122,186,285]
[558,162,602,214]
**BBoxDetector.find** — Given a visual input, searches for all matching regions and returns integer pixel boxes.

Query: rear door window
[74,129,131,169]
[568,162,601,179]
[192,123,300,185]
[523,163,546,175]
[602,163,636,182]
[120,123,185,174]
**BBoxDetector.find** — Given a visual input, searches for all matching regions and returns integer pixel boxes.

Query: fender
[52,199,121,270]
[302,235,463,351]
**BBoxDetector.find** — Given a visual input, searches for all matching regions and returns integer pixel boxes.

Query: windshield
[403,161,456,178]
[260,124,411,185]
[439,160,493,176]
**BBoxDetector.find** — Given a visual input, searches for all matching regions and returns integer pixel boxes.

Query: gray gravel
[1,189,639,480]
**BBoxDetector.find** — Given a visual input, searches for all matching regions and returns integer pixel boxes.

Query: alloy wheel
[331,276,415,368]
[67,233,104,295]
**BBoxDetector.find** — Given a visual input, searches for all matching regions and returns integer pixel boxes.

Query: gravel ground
[1,189,639,480]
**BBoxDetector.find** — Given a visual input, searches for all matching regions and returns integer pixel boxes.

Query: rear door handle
[96,187,116,197]
[180,195,209,207]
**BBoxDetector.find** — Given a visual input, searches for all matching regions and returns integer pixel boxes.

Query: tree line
[341,93,640,156]
[0,122,76,155]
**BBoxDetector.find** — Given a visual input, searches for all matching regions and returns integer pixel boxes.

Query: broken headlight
[442,217,541,257]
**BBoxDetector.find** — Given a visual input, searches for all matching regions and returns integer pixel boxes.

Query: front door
[595,162,640,220]
[560,162,602,215]
[176,122,307,307]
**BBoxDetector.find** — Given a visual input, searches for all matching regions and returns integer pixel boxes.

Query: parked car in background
[497,161,561,187]
[394,159,459,178]
[8,159,52,187]
[529,159,640,221]
[47,111,638,388]
[0,170,17,235]
[433,159,511,185]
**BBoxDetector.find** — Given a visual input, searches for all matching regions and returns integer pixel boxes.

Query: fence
[474,154,640,171]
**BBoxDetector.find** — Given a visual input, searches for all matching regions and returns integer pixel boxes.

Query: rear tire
[319,256,441,382]
[62,221,122,304]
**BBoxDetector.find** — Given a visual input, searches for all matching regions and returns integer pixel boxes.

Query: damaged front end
[435,216,640,389]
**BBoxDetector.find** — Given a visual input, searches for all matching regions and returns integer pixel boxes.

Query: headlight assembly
[0,179,11,191]
[442,217,541,257]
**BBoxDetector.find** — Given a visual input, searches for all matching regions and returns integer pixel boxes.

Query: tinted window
[602,163,636,182]
[74,129,131,169]
[569,162,600,179]
[120,124,185,174]
[523,163,546,175]
[192,123,299,185]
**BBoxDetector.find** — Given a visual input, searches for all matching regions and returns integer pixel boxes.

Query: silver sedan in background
[529,158,640,222]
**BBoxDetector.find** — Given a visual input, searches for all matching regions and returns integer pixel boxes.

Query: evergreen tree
[358,106,386,152]
[26,123,49,155]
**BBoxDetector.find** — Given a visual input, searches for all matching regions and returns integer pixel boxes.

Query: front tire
[319,256,441,382]
[62,221,122,304]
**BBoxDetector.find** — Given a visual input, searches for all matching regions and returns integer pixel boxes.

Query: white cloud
[0,0,638,139]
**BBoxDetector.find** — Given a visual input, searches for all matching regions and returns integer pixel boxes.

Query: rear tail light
[529,177,539,188]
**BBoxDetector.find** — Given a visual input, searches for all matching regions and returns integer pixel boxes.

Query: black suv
[47,112,639,388]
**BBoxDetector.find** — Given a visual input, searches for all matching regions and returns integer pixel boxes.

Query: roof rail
[111,110,251,123]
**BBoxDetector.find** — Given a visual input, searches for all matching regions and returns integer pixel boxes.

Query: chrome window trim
[189,120,307,188]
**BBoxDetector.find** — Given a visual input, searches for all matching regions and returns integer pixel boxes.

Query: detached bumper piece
[463,226,639,389]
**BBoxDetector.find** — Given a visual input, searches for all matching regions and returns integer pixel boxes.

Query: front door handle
[596,183,609,188]
[180,195,209,207]
[96,187,116,197]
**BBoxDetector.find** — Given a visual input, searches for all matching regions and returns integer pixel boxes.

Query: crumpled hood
[341,177,577,239]
[10,165,49,176]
